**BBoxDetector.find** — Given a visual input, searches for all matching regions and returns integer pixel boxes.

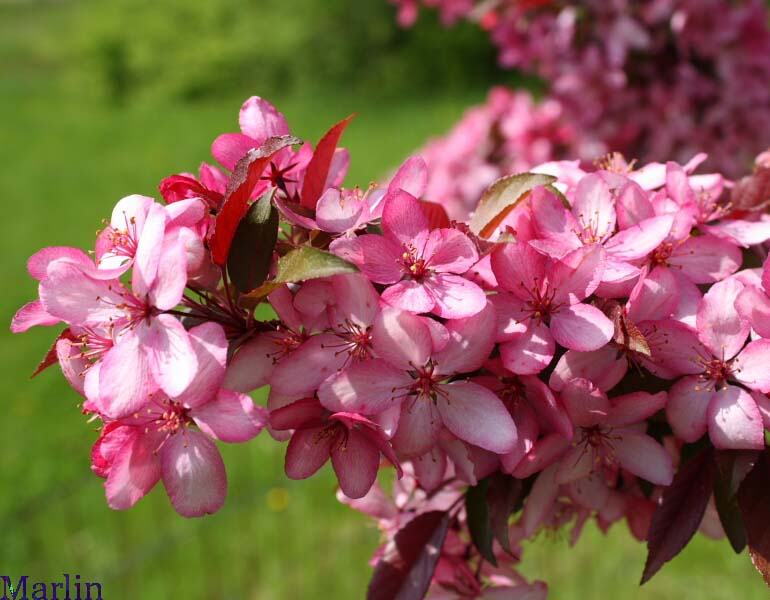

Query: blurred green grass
[1,2,766,598]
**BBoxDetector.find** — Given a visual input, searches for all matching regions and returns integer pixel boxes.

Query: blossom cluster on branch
[390,0,770,215]
[13,97,770,597]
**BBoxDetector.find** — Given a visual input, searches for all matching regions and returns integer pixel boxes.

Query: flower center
[400,243,430,280]
[700,357,733,386]
[523,281,559,323]
[651,242,674,265]
[577,425,619,471]
[326,320,373,363]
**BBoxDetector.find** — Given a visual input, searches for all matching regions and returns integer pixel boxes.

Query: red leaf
[641,446,715,584]
[738,449,770,587]
[367,510,449,600]
[209,135,301,266]
[299,115,354,209]
[418,200,451,230]
[486,473,523,556]
[32,328,74,378]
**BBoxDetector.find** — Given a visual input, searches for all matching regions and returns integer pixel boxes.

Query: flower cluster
[391,0,770,211]
[13,97,770,596]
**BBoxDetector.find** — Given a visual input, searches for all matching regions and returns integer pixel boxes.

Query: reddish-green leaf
[209,135,301,266]
[714,450,759,553]
[226,189,279,293]
[486,473,523,555]
[641,446,715,584]
[469,173,556,239]
[738,449,770,587]
[418,200,451,230]
[32,328,74,378]
[367,510,449,600]
[466,479,497,566]
[299,115,354,209]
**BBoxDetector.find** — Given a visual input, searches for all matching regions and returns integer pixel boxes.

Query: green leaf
[466,479,497,566]
[227,189,279,293]
[275,246,358,283]
[469,172,557,239]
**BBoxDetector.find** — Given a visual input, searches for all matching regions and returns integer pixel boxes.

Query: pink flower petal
[513,434,571,478]
[176,322,227,408]
[607,391,667,427]
[669,235,742,284]
[616,181,655,228]
[555,444,595,484]
[708,386,765,450]
[549,347,627,392]
[98,331,158,419]
[137,314,198,398]
[388,156,428,198]
[357,234,403,283]
[499,321,555,375]
[28,246,92,281]
[147,236,188,311]
[285,426,334,479]
[665,376,712,442]
[696,278,749,360]
[550,303,613,351]
[211,133,256,170]
[191,390,267,443]
[131,203,168,299]
[605,215,674,261]
[572,173,616,241]
[735,285,770,339]
[412,447,448,492]
[318,360,409,414]
[56,337,89,396]
[271,333,348,397]
[11,300,59,332]
[560,378,610,427]
[381,279,435,314]
[330,430,380,499]
[424,273,487,319]
[433,301,496,374]
[238,96,289,142]
[105,430,162,510]
[424,229,479,274]
[521,465,560,536]
[733,339,770,393]
[381,189,429,244]
[372,307,433,369]
[315,188,366,233]
[531,192,581,248]
[626,266,679,323]
[614,430,673,485]
[551,244,605,304]
[639,319,706,379]
[223,332,280,393]
[491,242,548,301]
[161,430,227,517]
[437,381,517,454]
[391,399,442,457]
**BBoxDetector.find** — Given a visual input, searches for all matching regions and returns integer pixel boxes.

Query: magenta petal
[315,188,366,233]
[735,285,770,339]
[423,229,479,274]
[639,319,706,379]
[285,426,333,480]
[491,242,548,301]
[604,215,673,261]
[238,96,289,142]
[191,390,267,443]
[733,339,770,393]
[550,303,613,351]
[388,155,428,198]
[613,430,673,485]
[223,332,280,393]
[381,189,429,243]
[551,244,605,304]
[708,387,765,450]
[433,301,496,374]
[412,447,448,492]
[329,274,379,328]
[521,465,560,536]
[105,431,162,510]
[522,375,573,439]
[607,392,667,427]
[555,444,595,484]
[211,133,256,170]
[549,347,627,393]
[138,314,198,398]
[271,333,348,397]
[499,321,554,375]
[161,430,227,517]
[696,278,749,360]
[99,331,157,419]
[560,378,610,427]
[572,173,616,240]
[391,399,442,457]
[513,434,571,478]
[531,191,581,247]
[357,234,403,283]
[423,273,487,319]
[176,322,227,408]
[665,376,712,442]
[11,300,59,332]
[27,246,92,281]
[437,381,517,454]
[381,279,435,314]
[331,430,380,499]
[318,360,409,414]
[669,235,742,284]
[372,307,433,369]
[616,181,655,228]
[626,266,679,323]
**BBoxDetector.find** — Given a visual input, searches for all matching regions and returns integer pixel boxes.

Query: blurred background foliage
[0,0,766,598]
